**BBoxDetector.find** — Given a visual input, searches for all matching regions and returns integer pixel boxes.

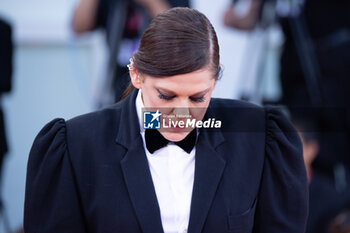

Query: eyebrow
[156,87,211,97]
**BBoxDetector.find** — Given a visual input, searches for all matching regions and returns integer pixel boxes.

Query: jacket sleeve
[24,119,87,233]
[253,107,309,233]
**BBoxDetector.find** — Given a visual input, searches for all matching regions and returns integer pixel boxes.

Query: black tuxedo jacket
[24,89,308,233]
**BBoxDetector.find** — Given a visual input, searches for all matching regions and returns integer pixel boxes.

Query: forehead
[143,69,215,94]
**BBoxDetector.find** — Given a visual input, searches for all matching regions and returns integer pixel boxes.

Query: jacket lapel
[116,89,164,233]
[188,108,226,233]
[115,90,227,233]
[120,137,164,233]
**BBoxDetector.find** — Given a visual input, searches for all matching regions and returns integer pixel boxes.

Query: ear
[129,69,142,89]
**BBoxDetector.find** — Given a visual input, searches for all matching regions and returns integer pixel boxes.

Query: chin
[160,130,190,142]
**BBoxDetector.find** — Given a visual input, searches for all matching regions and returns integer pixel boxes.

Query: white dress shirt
[135,89,195,233]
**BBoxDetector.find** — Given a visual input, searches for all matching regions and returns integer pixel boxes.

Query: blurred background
[0,0,349,232]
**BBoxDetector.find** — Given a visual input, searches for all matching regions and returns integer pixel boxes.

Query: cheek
[190,107,207,121]
[194,90,213,119]
[142,89,160,107]
[146,96,160,107]
[190,99,211,120]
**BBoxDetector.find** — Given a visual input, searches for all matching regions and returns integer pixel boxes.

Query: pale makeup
[130,67,216,142]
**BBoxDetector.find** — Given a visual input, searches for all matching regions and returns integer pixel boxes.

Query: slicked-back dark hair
[122,7,221,98]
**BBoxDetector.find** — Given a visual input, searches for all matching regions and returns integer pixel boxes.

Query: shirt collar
[135,88,144,132]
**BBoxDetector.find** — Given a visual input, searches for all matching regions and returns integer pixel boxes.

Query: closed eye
[156,88,207,102]
[157,89,175,101]
[189,96,205,103]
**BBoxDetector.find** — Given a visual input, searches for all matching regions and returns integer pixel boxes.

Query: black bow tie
[145,129,197,154]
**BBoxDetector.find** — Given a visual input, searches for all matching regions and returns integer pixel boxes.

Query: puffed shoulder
[256,107,308,232]
[24,118,86,232]
[265,106,304,171]
[28,118,66,172]
[266,107,302,145]
[26,118,67,173]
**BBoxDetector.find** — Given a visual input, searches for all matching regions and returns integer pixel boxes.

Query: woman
[24,7,308,233]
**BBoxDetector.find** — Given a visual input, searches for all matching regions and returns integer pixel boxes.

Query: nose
[172,98,190,117]
[173,107,190,117]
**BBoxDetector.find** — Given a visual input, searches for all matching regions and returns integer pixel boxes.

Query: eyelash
[158,92,175,101]
[158,91,205,103]
[190,96,205,103]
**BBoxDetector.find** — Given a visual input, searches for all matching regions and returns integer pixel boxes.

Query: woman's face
[131,68,216,142]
